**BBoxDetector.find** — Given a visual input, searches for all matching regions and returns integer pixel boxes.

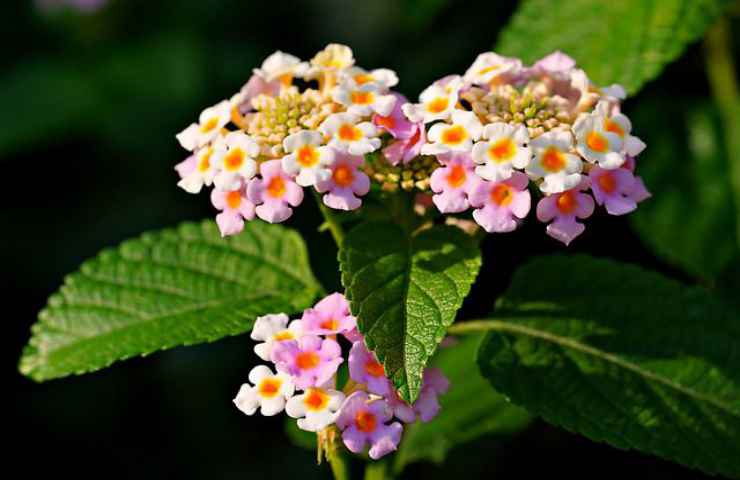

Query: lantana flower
[271,335,343,389]
[177,145,217,194]
[319,113,381,155]
[247,160,304,223]
[536,178,595,245]
[311,43,355,72]
[471,122,531,181]
[341,66,399,90]
[573,111,625,169]
[301,292,357,336]
[413,368,450,422]
[469,171,531,233]
[176,100,231,151]
[430,152,480,213]
[463,52,522,86]
[335,391,403,460]
[526,130,582,193]
[348,341,391,396]
[315,151,370,210]
[212,131,260,190]
[402,78,462,123]
[373,92,417,139]
[252,50,308,86]
[333,83,397,117]
[589,166,638,215]
[594,101,646,157]
[382,125,425,166]
[210,183,255,237]
[250,313,303,362]
[233,365,295,416]
[422,110,483,155]
[286,387,345,432]
[281,130,334,187]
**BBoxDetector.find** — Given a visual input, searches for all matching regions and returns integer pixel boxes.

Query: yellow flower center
[200,117,219,133]
[296,145,319,168]
[427,97,449,114]
[350,90,374,105]
[541,147,566,172]
[224,148,245,171]
[603,118,625,137]
[258,378,282,398]
[488,138,516,162]
[273,330,294,341]
[441,125,467,145]
[197,148,213,172]
[320,318,339,330]
[354,73,373,85]
[338,123,362,142]
[304,388,329,412]
[586,131,609,153]
[266,176,286,198]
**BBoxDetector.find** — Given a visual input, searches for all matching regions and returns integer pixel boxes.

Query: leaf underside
[339,222,481,403]
[496,0,732,94]
[20,221,322,382]
[478,255,740,478]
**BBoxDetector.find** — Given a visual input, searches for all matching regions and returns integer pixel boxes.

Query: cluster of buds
[233,293,449,460]
[409,51,651,244]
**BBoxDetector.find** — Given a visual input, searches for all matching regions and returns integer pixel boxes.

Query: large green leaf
[339,222,481,402]
[20,221,322,382]
[394,335,532,472]
[475,255,740,477]
[630,100,738,280]
[496,0,732,94]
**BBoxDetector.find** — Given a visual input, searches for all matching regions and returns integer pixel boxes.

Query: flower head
[233,365,295,416]
[281,130,334,187]
[247,160,304,223]
[319,113,381,156]
[301,292,357,336]
[176,100,231,151]
[348,341,391,396]
[250,313,303,362]
[430,152,480,213]
[286,387,345,432]
[573,111,625,169]
[212,131,260,190]
[422,110,483,155]
[210,183,255,237]
[178,146,218,194]
[536,178,595,245]
[336,391,403,460]
[271,335,343,389]
[470,171,531,233]
[402,78,462,123]
[472,122,531,181]
[315,151,370,211]
[526,130,582,193]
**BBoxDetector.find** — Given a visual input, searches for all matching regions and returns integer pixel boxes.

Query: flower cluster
[233,293,450,460]
[175,44,401,236]
[410,51,651,244]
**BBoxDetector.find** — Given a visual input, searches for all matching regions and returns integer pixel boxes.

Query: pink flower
[271,335,343,390]
[175,155,197,179]
[315,151,370,210]
[386,388,416,423]
[430,152,480,213]
[343,327,363,343]
[531,51,576,74]
[469,171,531,233]
[238,74,281,114]
[536,179,595,245]
[589,166,638,215]
[413,368,450,422]
[348,341,391,396]
[247,160,304,223]
[210,184,256,237]
[629,176,652,203]
[336,391,403,460]
[301,293,357,336]
[382,124,425,166]
[373,93,416,139]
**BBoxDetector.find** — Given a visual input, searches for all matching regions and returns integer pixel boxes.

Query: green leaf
[496,0,732,94]
[339,222,481,403]
[476,254,740,478]
[394,335,532,472]
[19,221,322,382]
[629,99,738,279]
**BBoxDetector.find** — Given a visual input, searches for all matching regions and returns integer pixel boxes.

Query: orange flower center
[279,73,293,87]
[375,115,395,131]
[354,73,373,85]
[427,97,449,114]
[556,191,578,214]
[200,117,219,133]
[273,330,294,341]
[441,125,467,145]
[490,184,513,206]
[365,360,385,377]
[296,351,320,370]
[296,145,319,167]
[446,164,467,188]
[320,318,339,331]
[603,118,625,137]
[304,388,329,411]
[333,164,354,187]
[597,172,617,193]
[266,176,286,198]
[586,131,609,153]
[225,190,242,209]
[197,148,213,172]
[488,138,515,162]
[224,148,245,171]
[541,147,566,172]
[351,90,374,105]
[338,123,362,142]
[355,410,377,433]
[258,378,282,398]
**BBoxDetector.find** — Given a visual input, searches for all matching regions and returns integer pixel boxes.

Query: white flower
[402,78,462,123]
[422,109,483,155]
[463,52,522,85]
[340,66,398,90]
[233,365,295,416]
[526,130,582,194]
[311,43,354,71]
[177,145,218,194]
[600,84,627,100]
[211,131,260,190]
[332,82,397,117]
[253,50,309,85]
[319,113,381,155]
[250,313,303,362]
[281,130,334,187]
[573,110,625,169]
[594,101,646,157]
[571,69,600,112]
[176,100,231,151]
[472,122,531,181]
[286,387,345,432]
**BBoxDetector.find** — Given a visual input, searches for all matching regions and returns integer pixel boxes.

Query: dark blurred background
[5,0,737,478]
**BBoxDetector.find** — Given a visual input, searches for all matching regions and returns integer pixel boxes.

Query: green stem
[313,190,345,246]
[326,448,350,480]
[704,18,740,249]
[447,319,505,335]
[364,459,391,480]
